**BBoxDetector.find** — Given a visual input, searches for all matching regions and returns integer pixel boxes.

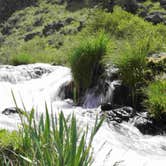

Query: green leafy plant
[145,80,166,118]
[0,105,103,165]
[70,32,109,96]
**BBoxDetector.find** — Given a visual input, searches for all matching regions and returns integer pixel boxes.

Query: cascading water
[0,63,166,166]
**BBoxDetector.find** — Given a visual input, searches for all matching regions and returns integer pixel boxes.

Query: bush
[145,80,166,118]
[10,53,33,65]
[0,107,103,165]
[70,33,109,95]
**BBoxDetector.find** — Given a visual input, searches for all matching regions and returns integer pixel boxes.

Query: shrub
[145,80,166,118]
[70,33,109,95]
[10,53,33,65]
[0,107,103,165]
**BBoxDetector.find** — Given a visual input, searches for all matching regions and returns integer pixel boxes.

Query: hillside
[0,0,166,65]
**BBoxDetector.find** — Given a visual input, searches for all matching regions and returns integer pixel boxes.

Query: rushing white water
[0,63,166,166]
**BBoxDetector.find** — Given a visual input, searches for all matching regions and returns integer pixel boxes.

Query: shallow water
[0,63,166,166]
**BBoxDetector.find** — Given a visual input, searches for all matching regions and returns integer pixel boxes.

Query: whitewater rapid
[0,63,166,166]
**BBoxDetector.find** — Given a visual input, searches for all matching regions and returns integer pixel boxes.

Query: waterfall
[0,63,166,166]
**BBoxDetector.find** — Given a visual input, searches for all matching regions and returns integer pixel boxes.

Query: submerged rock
[101,106,135,123]
[133,112,166,135]
[2,107,21,115]
[0,64,54,83]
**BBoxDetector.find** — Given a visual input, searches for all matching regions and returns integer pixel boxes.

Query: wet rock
[112,84,132,106]
[101,103,114,111]
[2,107,21,115]
[0,64,54,83]
[101,106,135,123]
[58,81,74,100]
[133,112,166,135]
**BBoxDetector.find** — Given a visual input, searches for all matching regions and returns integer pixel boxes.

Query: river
[0,63,166,166]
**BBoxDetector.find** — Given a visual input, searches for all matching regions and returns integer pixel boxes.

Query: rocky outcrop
[42,18,79,36]
[160,0,166,9]
[0,0,37,23]
[145,12,166,24]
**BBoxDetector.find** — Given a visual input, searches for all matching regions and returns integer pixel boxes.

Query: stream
[0,63,166,166]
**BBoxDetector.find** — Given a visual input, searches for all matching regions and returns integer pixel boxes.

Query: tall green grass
[145,80,166,118]
[70,32,109,96]
[0,106,103,165]
[104,37,151,107]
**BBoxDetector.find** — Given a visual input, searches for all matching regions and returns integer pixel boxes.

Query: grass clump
[10,54,33,65]
[0,107,103,165]
[105,37,151,107]
[145,80,166,118]
[70,32,109,94]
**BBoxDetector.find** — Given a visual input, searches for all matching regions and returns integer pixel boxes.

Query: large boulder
[133,112,166,135]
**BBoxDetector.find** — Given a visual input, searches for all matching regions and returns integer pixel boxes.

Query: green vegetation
[90,7,166,108]
[70,33,109,94]
[0,0,165,121]
[105,38,149,106]
[89,7,166,44]
[145,80,166,118]
[9,37,58,65]
[0,108,103,165]
[0,1,90,65]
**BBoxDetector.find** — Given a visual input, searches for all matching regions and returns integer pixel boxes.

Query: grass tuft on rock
[104,37,151,107]
[70,32,109,95]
